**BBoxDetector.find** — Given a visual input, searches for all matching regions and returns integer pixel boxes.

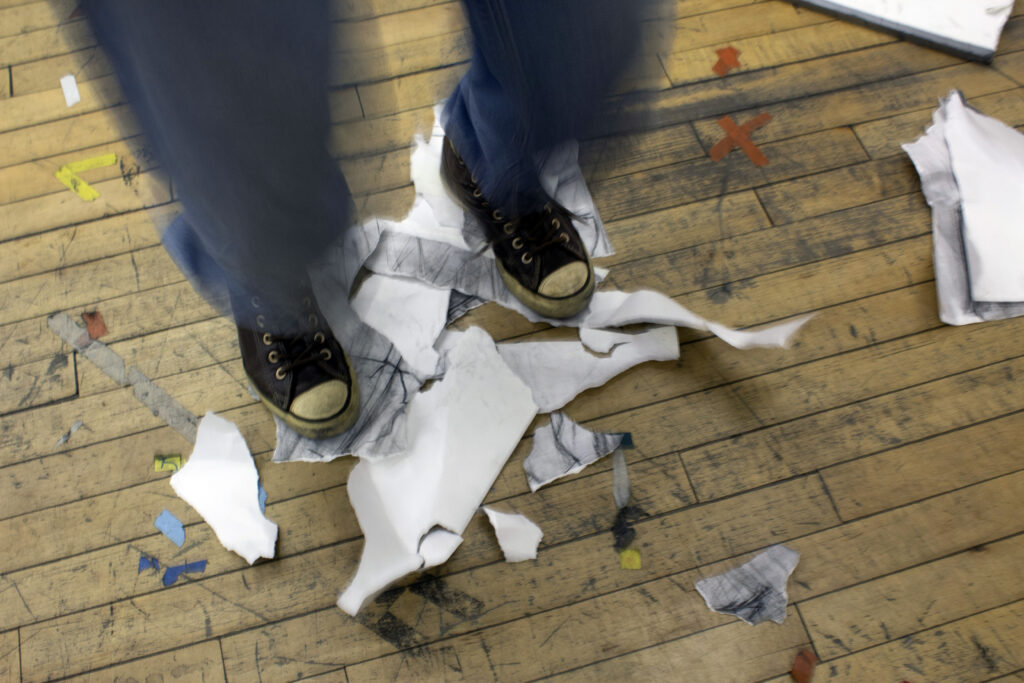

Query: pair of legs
[83,0,648,437]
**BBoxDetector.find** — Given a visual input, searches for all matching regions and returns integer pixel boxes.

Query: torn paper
[695,544,800,625]
[154,509,185,547]
[499,325,680,412]
[524,412,627,492]
[337,327,538,615]
[170,412,278,564]
[612,448,630,509]
[482,507,543,562]
[903,90,1024,325]
[162,560,207,587]
[60,74,81,107]
[791,0,1013,61]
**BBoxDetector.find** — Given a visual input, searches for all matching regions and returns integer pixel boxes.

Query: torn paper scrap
[524,412,626,492]
[791,0,1013,61]
[54,419,86,448]
[162,560,207,587]
[60,74,81,107]
[619,548,642,569]
[170,412,278,565]
[154,453,182,472]
[258,481,268,513]
[790,648,819,683]
[903,90,1024,325]
[419,528,465,569]
[483,507,543,562]
[81,310,107,339]
[499,325,680,413]
[138,555,160,573]
[154,509,185,547]
[695,544,800,625]
[350,273,451,380]
[338,327,538,615]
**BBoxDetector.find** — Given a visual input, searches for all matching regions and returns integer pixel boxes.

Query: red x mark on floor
[712,46,741,77]
[709,112,772,166]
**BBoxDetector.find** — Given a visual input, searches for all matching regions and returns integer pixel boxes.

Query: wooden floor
[3,0,1024,680]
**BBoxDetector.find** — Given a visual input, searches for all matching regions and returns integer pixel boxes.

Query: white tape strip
[47,312,198,443]
[60,74,81,107]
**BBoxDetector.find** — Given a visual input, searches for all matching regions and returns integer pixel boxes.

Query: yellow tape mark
[154,453,183,472]
[54,153,118,201]
[619,548,642,570]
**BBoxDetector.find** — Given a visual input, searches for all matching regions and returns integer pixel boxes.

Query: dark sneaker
[441,137,595,318]
[236,294,359,439]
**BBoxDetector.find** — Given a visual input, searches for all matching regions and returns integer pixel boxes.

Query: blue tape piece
[154,509,185,547]
[138,555,160,573]
[620,432,634,449]
[162,560,207,587]
[258,481,268,514]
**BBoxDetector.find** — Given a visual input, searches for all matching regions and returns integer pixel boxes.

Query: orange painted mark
[81,311,108,340]
[789,648,818,683]
[712,46,741,77]
[709,113,772,166]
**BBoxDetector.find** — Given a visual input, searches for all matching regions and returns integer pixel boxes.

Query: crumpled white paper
[523,412,627,492]
[695,544,800,625]
[903,90,1024,325]
[482,507,543,562]
[337,327,538,615]
[170,412,278,565]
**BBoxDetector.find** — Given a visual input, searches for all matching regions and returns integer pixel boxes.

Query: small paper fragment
[619,548,642,569]
[137,555,160,573]
[162,560,207,587]
[170,412,278,565]
[154,453,183,472]
[81,311,107,340]
[611,448,630,510]
[154,509,185,547]
[258,482,268,513]
[695,544,800,625]
[523,412,626,492]
[54,420,85,448]
[483,507,543,562]
[790,648,818,683]
[60,74,81,107]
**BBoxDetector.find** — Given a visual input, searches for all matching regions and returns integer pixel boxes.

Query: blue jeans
[84,0,653,334]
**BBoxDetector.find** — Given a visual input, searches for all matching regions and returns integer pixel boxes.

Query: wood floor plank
[815,600,1024,682]
[546,607,808,683]
[0,170,171,244]
[854,86,1024,159]
[0,134,157,208]
[663,1,830,57]
[217,475,833,680]
[994,50,1024,85]
[821,410,1024,521]
[0,103,139,170]
[9,46,112,97]
[0,73,122,135]
[684,354,1024,502]
[333,2,464,54]
[0,630,17,682]
[0,351,75,413]
[0,0,77,39]
[801,533,1024,660]
[0,19,95,69]
[690,63,1016,152]
[64,641,226,683]
[664,19,891,87]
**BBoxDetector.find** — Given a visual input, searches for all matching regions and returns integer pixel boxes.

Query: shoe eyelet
[313,332,326,344]
[492,209,504,221]
[320,348,332,361]
[250,296,261,308]
[255,314,266,328]
[302,297,312,308]
[544,203,552,213]
[275,367,287,380]
[472,188,482,198]
[267,350,280,363]
[503,223,515,235]
[262,333,273,346]
[551,218,560,229]
[521,253,533,264]
[560,233,570,244]
[308,314,318,327]
[471,175,478,184]
[511,237,524,249]
[482,200,489,207]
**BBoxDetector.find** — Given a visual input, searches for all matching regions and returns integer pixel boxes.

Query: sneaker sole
[251,350,361,439]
